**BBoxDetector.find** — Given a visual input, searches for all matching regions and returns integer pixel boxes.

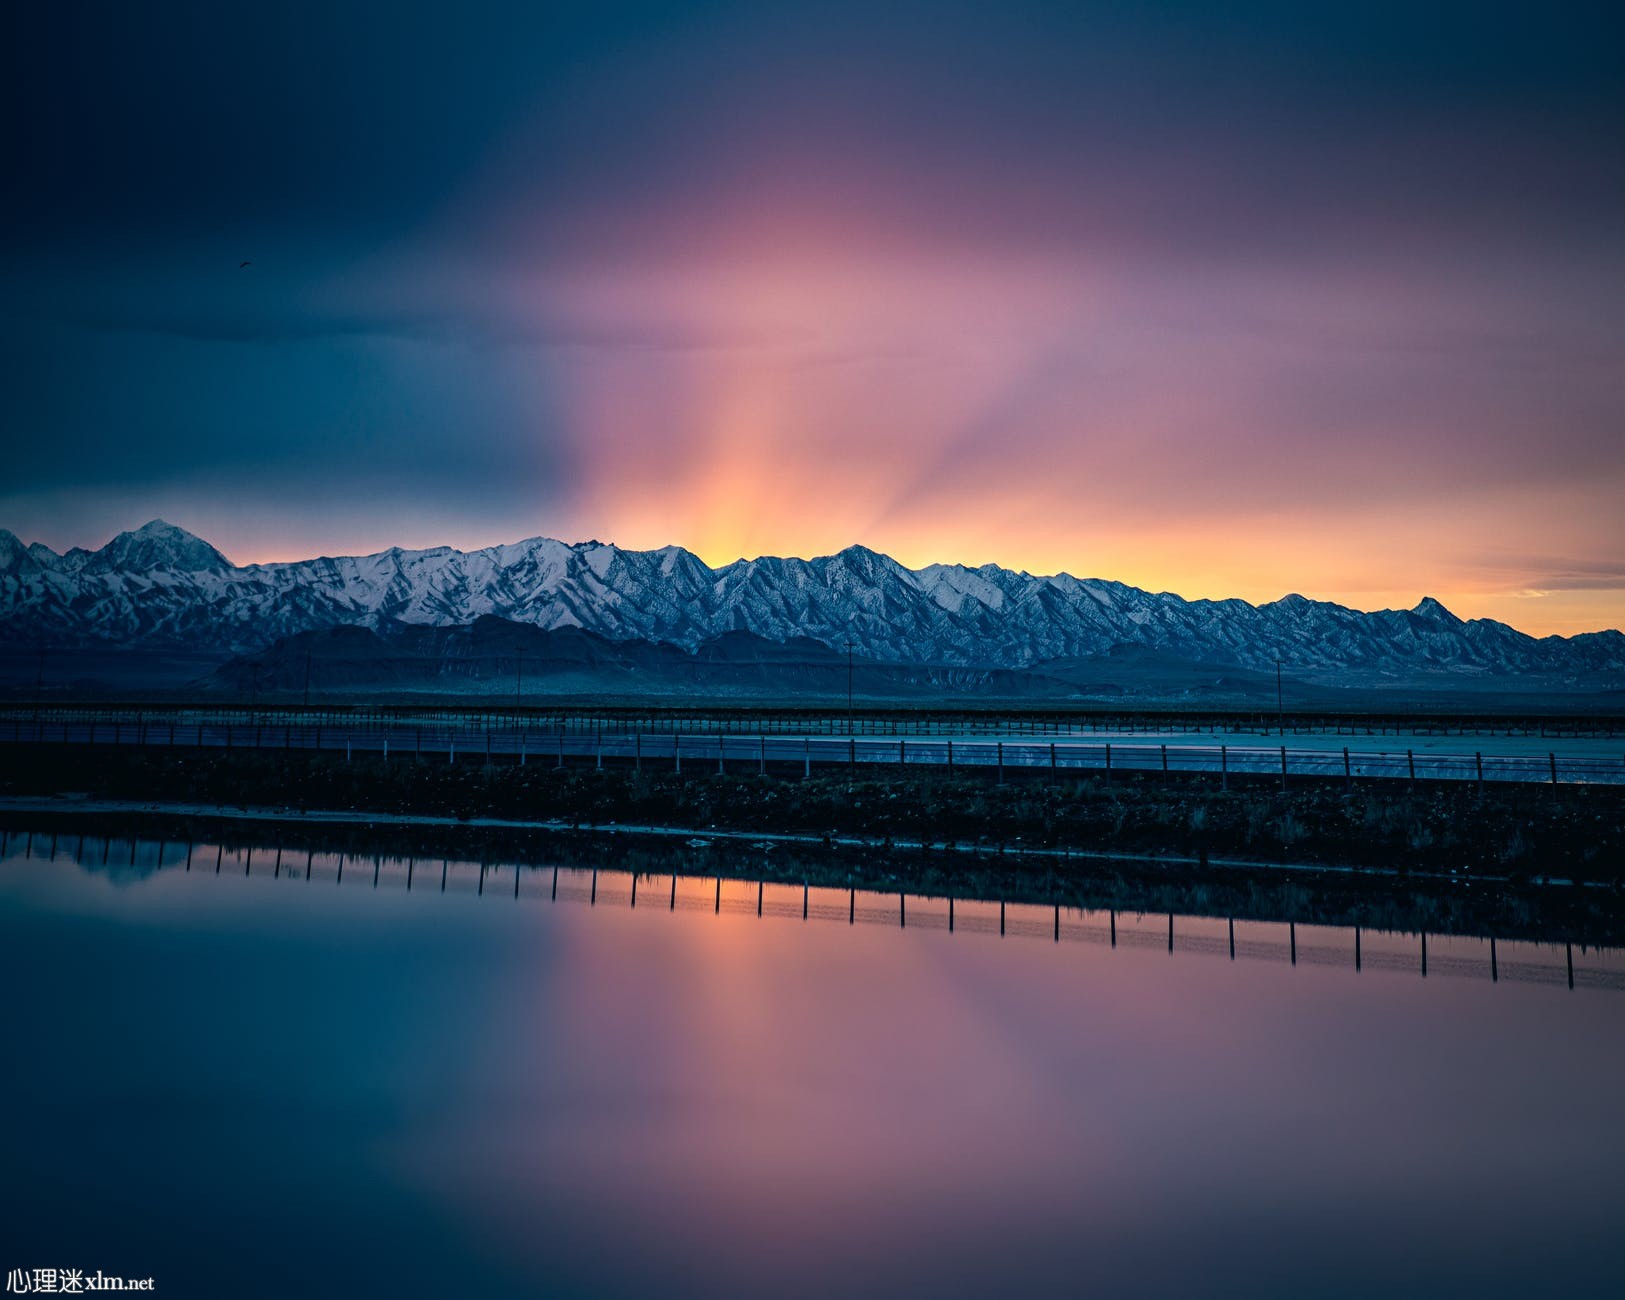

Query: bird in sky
[238,260,252,269]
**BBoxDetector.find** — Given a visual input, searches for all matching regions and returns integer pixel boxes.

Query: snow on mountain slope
[2,519,1621,681]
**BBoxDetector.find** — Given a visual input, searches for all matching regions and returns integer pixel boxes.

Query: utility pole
[1276,658,1284,737]
[845,638,856,733]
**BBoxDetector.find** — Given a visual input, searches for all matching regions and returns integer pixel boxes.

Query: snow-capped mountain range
[2,520,1621,683]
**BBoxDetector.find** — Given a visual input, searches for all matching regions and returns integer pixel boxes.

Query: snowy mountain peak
[88,519,231,574]
[1412,596,1461,623]
[0,530,32,574]
[2,522,1620,681]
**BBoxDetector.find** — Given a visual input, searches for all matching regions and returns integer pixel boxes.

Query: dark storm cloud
[7,1,1624,256]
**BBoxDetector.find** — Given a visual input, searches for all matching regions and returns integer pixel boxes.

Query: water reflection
[2,823,1619,992]
[2,819,1624,1300]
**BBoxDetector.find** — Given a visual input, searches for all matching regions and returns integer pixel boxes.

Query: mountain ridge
[3,519,1621,686]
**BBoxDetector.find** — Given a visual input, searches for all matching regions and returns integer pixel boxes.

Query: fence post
[1476,751,1484,792]
[1220,744,1227,790]
[1051,742,1058,777]
[1104,742,1111,782]
[1550,753,1558,786]
[1406,749,1415,785]
[997,742,1004,783]
[1343,746,1351,790]
[947,739,954,772]
[1280,745,1287,793]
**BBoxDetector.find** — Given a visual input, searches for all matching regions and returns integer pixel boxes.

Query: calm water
[3,826,1623,1300]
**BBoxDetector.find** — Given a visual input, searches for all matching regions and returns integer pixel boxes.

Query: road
[3,716,1621,786]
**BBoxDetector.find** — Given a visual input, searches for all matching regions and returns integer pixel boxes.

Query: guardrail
[3,716,1622,787]
[4,700,1623,739]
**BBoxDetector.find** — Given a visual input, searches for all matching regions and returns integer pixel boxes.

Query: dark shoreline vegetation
[3,744,1624,945]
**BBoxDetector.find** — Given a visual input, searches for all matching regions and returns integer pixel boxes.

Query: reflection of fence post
[1407,750,1415,786]
[1343,747,1351,791]
[1550,753,1558,786]
[997,742,1004,783]
[1220,744,1227,790]
[1475,752,1484,792]
[1104,743,1112,783]
[674,732,681,774]
[804,737,810,779]
[1280,746,1287,793]
[947,740,954,773]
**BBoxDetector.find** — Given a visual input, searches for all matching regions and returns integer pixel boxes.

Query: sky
[3,1,1623,635]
